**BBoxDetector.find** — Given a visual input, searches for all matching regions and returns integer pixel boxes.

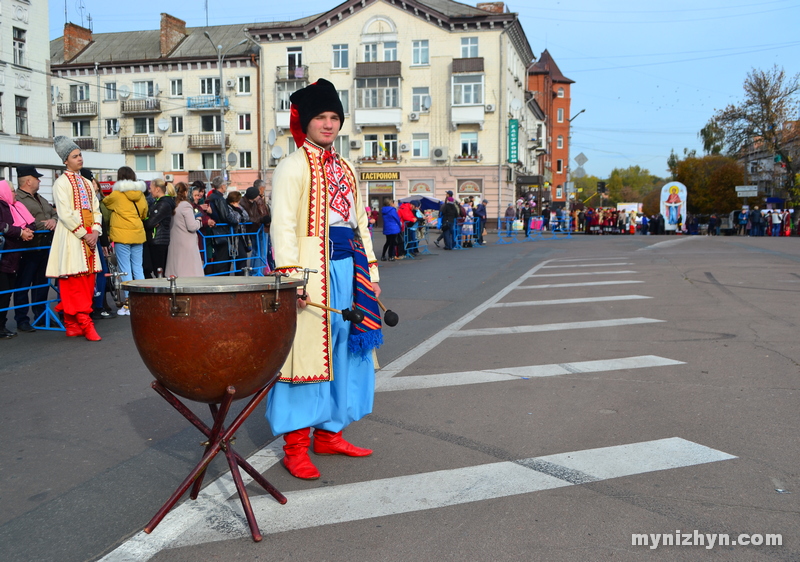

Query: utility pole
[204,32,247,183]
[565,108,586,219]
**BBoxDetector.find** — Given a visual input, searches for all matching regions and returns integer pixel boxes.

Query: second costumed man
[265,79,383,479]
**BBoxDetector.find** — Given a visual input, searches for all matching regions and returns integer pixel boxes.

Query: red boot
[313,429,373,457]
[63,313,84,337]
[282,428,320,479]
[76,313,102,342]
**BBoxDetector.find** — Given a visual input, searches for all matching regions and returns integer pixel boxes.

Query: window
[133,117,155,135]
[172,153,185,171]
[460,132,478,157]
[364,43,378,62]
[13,28,26,66]
[202,152,222,170]
[356,77,399,109]
[557,108,564,123]
[105,118,119,136]
[556,159,563,173]
[364,134,379,158]
[170,79,183,97]
[337,90,350,115]
[239,151,252,169]
[412,87,430,112]
[557,87,564,98]
[134,154,156,171]
[384,42,397,61]
[238,113,251,132]
[412,133,429,158]
[201,115,221,132]
[133,80,155,98]
[461,37,478,58]
[104,82,117,101]
[287,47,303,68]
[556,186,563,198]
[0,93,3,132]
[557,135,563,149]
[453,75,483,105]
[171,116,184,133]
[15,96,28,135]
[412,40,429,65]
[70,84,90,102]
[333,44,349,69]
[333,135,350,159]
[383,134,398,159]
[200,78,220,96]
[277,80,305,111]
[238,76,250,94]
[72,120,91,137]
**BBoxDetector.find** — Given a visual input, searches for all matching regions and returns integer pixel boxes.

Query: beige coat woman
[165,200,204,277]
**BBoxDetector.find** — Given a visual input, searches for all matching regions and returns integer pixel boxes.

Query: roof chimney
[63,22,92,62]
[160,13,187,57]
[477,2,505,13]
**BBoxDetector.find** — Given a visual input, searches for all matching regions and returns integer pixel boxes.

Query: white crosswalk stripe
[517,280,645,289]
[377,355,684,392]
[492,295,651,307]
[529,270,638,278]
[541,262,631,268]
[453,317,664,338]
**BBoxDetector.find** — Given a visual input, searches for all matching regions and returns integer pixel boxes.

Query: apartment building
[253,0,543,217]
[528,49,574,207]
[50,15,260,188]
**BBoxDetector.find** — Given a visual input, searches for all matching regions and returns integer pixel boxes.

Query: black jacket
[144,196,176,245]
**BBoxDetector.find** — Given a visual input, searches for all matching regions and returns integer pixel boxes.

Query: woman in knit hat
[265,79,383,480]
[45,136,103,341]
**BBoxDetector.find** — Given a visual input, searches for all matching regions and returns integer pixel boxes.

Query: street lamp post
[204,32,247,183]
[565,108,586,219]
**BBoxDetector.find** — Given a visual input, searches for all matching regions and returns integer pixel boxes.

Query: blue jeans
[772,224,780,237]
[115,243,144,299]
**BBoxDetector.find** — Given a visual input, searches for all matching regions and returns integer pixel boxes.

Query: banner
[660,182,687,231]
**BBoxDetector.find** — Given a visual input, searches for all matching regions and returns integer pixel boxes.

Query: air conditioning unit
[164,174,174,182]
[350,139,362,149]
[226,79,236,89]
[544,160,551,168]
[409,112,419,121]
[399,143,410,152]
[484,104,496,113]
[432,147,448,162]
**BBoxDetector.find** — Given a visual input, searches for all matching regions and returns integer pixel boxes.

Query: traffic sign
[737,191,758,197]
[735,186,757,192]
[574,152,588,166]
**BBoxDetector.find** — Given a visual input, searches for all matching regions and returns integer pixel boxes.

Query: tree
[605,166,665,206]
[699,119,725,155]
[675,154,744,215]
[707,65,800,199]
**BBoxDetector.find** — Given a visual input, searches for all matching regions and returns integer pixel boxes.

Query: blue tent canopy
[398,195,442,211]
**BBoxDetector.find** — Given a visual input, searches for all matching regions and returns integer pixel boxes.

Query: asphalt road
[1,233,798,561]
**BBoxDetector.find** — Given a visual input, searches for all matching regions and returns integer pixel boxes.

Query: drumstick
[304,300,365,324]
[376,298,399,327]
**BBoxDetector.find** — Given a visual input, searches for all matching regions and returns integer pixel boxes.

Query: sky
[48,0,800,180]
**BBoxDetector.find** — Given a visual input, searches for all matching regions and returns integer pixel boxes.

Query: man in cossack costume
[266,79,383,479]
[46,136,103,341]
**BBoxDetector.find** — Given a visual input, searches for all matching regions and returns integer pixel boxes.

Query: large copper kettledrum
[124,275,304,541]
[125,275,303,403]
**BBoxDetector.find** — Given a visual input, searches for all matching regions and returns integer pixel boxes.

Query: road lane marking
[637,237,697,250]
[517,280,645,289]
[550,256,630,262]
[492,295,651,308]
[162,438,736,547]
[541,262,631,268]
[529,270,638,278]
[377,355,684,392]
[453,317,664,338]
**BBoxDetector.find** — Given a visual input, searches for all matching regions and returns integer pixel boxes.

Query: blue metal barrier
[197,223,268,276]
[0,231,64,331]
[496,218,521,244]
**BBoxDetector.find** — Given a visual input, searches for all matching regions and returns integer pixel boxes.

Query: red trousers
[55,274,95,316]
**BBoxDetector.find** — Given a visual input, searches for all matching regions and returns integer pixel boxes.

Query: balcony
[276,65,309,81]
[120,98,161,114]
[121,136,163,151]
[188,170,222,184]
[357,155,402,165]
[187,95,229,111]
[454,153,482,162]
[57,101,98,117]
[354,107,403,131]
[451,105,485,130]
[73,137,98,151]
[452,57,484,74]
[355,61,402,78]
[188,133,230,149]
